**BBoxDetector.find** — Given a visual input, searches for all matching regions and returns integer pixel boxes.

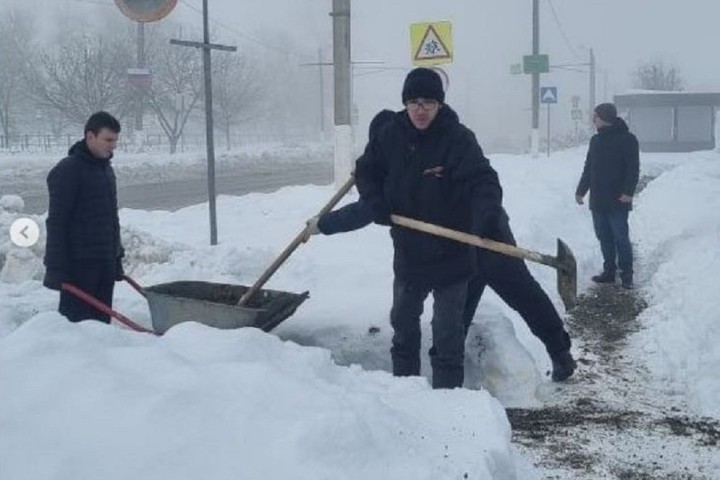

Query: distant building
[614,92,720,152]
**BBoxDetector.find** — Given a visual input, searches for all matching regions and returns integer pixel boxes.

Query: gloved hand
[302,216,321,243]
[43,269,66,291]
[307,216,321,235]
[115,257,125,281]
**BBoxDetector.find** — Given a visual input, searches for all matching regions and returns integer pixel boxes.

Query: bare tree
[0,9,34,148]
[633,60,684,91]
[145,28,203,154]
[212,51,266,150]
[28,26,134,127]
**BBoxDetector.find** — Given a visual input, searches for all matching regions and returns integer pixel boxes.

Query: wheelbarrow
[61,277,309,335]
[58,176,357,334]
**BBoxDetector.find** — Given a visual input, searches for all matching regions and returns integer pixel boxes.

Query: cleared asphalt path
[6,162,332,215]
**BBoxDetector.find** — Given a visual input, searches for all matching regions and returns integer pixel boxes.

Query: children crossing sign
[410,21,453,66]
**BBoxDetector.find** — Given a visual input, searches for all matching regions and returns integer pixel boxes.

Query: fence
[0,131,318,155]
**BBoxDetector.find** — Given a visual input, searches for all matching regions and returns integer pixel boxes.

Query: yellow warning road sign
[410,21,453,66]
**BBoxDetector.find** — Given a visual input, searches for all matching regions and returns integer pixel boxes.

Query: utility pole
[531,0,540,157]
[318,48,326,138]
[170,0,237,246]
[135,22,146,132]
[331,0,352,188]
[589,48,596,128]
[200,0,217,245]
[603,69,609,102]
[301,50,382,145]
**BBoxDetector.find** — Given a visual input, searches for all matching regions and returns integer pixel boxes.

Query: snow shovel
[390,214,577,311]
[237,176,356,306]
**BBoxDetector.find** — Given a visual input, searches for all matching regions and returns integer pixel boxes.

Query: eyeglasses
[406,99,440,112]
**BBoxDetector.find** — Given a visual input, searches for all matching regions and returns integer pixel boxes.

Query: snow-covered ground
[1,147,719,478]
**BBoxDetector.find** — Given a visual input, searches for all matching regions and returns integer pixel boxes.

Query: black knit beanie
[402,68,445,104]
[594,103,618,123]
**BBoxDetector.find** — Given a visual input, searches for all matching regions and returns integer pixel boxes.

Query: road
[5,162,333,214]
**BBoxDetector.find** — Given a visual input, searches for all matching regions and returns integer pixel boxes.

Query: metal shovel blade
[556,239,577,311]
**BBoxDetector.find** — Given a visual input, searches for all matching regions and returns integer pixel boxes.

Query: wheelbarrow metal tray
[144,281,309,334]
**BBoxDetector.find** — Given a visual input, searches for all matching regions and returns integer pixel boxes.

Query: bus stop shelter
[615,92,720,152]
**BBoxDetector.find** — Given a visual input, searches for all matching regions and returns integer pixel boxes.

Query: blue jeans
[591,210,633,280]
[390,277,468,389]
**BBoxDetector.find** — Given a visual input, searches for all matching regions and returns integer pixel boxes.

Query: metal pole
[331,0,352,187]
[531,0,540,157]
[318,47,325,138]
[589,48,596,128]
[603,69,608,102]
[547,103,551,157]
[575,120,578,147]
[135,22,145,132]
[202,0,218,245]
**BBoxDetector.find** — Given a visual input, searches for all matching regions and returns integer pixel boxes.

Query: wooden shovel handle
[237,176,356,306]
[390,214,560,269]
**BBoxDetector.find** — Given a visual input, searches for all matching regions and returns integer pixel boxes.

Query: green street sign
[510,63,523,75]
[523,54,549,74]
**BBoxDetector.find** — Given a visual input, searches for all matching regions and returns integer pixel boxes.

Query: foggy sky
[8,0,720,149]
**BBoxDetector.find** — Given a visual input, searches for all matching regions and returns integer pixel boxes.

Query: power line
[547,0,581,61]
[178,0,312,61]
[64,0,114,7]
[65,0,310,60]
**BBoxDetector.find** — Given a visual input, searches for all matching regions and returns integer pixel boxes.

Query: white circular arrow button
[10,218,40,248]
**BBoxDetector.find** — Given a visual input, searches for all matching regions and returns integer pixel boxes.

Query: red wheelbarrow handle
[122,275,147,298]
[60,281,156,335]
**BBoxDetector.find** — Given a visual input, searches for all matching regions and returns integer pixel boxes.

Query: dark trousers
[591,209,633,279]
[463,252,571,357]
[59,260,116,324]
[390,277,468,389]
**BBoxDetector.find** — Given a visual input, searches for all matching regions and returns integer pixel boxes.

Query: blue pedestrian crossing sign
[540,87,558,104]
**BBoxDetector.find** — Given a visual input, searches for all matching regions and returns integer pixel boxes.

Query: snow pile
[631,154,720,417]
[0,195,24,213]
[0,314,516,480]
[119,224,188,278]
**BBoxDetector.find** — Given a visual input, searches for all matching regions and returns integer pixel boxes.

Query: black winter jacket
[44,141,123,280]
[355,106,503,287]
[576,118,640,211]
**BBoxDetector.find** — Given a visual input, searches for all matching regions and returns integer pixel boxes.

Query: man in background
[576,103,640,289]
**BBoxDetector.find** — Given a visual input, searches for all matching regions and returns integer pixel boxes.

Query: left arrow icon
[10,218,40,248]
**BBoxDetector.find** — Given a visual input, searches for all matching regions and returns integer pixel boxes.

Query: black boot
[551,350,577,382]
[591,270,616,284]
[620,272,633,289]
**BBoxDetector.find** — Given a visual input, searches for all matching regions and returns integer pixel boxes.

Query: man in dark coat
[43,111,125,323]
[307,109,575,382]
[576,103,640,289]
[352,68,504,389]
